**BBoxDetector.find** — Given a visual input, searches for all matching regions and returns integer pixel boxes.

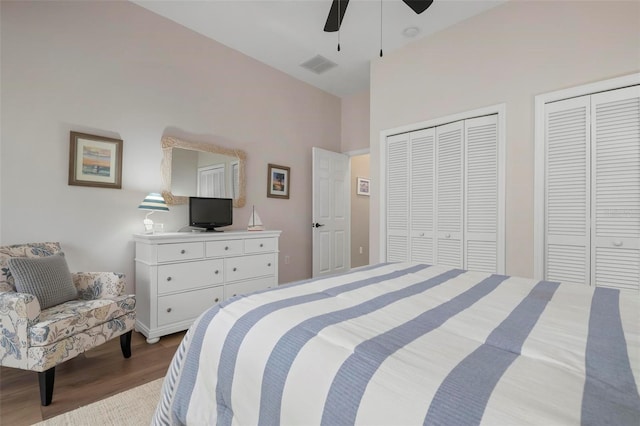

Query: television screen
[189,197,233,232]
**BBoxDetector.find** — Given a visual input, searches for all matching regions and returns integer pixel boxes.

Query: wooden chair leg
[120,330,132,358]
[38,367,55,406]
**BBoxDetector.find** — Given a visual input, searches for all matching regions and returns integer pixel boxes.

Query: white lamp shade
[138,193,169,211]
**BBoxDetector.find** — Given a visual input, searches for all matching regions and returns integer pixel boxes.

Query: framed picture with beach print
[68,131,123,189]
[267,164,290,199]
[357,177,370,196]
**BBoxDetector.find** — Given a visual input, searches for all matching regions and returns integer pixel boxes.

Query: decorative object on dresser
[267,163,290,199]
[247,205,265,231]
[133,230,281,344]
[138,193,169,234]
[68,131,123,189]
[0,242,136,406]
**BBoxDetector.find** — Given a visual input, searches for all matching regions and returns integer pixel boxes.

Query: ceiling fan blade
[402,0,434,14]
[324,0,350,32]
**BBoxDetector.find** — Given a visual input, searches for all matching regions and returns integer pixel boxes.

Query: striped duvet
[153,263,640,425]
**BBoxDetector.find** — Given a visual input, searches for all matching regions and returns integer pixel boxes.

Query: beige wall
[341,90,370,152]
[370,0,640,277]
[0,1,341,289]
[350,154,370,268]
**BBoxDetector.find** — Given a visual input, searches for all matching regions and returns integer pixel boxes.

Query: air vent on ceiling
[300,55,337,75]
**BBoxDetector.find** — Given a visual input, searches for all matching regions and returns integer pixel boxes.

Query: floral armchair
[0,242,136,406]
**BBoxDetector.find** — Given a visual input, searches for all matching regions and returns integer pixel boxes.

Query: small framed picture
[267,164,290,199]
[357,177,370,196]
[69,131,123,189]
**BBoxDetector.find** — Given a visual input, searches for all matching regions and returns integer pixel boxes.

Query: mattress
[152,263,640,425]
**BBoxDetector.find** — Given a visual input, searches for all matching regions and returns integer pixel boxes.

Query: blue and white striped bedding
[153,263,640,425]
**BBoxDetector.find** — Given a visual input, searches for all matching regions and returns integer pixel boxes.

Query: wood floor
[0,330,185,426]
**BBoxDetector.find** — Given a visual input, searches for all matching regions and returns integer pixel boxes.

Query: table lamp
[138,192,169,233]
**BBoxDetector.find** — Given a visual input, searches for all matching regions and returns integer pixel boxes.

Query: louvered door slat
[436,121,463,268]
[386,133,410,261]
[544,96,590,286]
[591,86,640,291]
[410,128,435,264]
[464,115,498,272]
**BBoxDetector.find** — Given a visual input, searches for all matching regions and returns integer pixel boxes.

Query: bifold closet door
[464,115,499,273]
[544,96,591,286]
[409,128,435,264]
[386,133,410,262]
[591,86,640,291]
[435,121,464,268]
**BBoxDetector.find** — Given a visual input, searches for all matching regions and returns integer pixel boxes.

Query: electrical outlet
[284,255,290,264]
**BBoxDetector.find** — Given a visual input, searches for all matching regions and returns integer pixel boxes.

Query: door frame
[378,103,506,271]
[533,73,640,280]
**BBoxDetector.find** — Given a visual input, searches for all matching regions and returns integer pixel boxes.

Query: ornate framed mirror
[161,136,246,207]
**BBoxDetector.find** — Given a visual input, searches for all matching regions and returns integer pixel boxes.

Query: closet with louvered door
[435,121,464,268]
[465,115,500,272]
[410,128,435,264]
[383,114,501,272]
[385,133,410,262]
[543,85,639,291]
[591,87,640,291]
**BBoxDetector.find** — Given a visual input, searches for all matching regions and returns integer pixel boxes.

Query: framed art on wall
[357,177,370,196]
[68,131,123,189]
[267,164,290,199]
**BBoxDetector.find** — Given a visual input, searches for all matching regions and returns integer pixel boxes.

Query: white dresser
[134,230,281,343]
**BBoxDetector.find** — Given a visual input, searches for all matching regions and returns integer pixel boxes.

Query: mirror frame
[161,136,247,207]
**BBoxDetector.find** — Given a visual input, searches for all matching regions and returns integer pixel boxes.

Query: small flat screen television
[189,197,233,232]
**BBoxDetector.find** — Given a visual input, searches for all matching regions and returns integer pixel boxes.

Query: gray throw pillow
[8,253,77,309]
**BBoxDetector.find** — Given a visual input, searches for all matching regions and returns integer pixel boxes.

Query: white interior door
[312,147,350,277]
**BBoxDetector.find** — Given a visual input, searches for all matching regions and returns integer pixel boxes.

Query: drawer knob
[166,308,172,313]
[233,267,237,272]
[260,243,264,247]
[166,276,172,282]
[180,249,186,254]
[613,241,623,247]
[233,294,237,297]
[445,233,451,239]
[214,297,219,303]
[225,246,229,250]
[268,263,271,267]
[215,270,219,274]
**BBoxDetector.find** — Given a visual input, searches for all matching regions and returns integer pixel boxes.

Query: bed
[152,262,640,425]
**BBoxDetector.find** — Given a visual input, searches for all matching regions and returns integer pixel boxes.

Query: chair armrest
[0,291,40,368]
[73,272,126,300]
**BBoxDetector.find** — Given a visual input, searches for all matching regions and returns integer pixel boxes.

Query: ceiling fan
[324,0,434,32]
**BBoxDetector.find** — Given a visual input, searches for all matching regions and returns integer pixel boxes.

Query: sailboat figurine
[247,205,265,231]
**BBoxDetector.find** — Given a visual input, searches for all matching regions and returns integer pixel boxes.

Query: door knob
[312,223,325,228]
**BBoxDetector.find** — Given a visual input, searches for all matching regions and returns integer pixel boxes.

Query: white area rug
[34,378,164,425]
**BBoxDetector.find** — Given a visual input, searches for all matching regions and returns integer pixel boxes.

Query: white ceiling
[132,0,506,98]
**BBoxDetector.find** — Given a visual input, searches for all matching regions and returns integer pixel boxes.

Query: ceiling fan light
[402,26,420,38]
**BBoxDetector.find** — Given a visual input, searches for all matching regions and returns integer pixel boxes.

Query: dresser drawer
[157,286,223,327]
[225,253,275,282]
[244,237,277,254]
[157,242,204,263]
[225,276,275,300]
[157,259,223,295]
[205,240,243,257]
